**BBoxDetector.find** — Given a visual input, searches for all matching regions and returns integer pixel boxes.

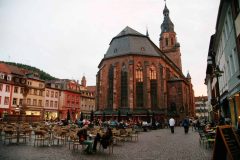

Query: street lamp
[201,95,206,122]
[213,65,224,117]
[15,105,21,144]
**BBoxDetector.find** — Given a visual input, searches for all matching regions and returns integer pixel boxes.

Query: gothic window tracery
[136,63,143,108]
[150,65,157,108]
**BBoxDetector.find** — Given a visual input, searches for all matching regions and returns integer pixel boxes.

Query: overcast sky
[0,0,220,96]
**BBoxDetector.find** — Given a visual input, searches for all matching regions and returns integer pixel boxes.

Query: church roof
[115,26,144,38]
[103,26,160,59]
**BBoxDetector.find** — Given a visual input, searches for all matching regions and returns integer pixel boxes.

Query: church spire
[146,27,149,37]
[160,1,174,35]
[159,1,182,71]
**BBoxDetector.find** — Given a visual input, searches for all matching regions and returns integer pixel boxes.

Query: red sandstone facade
[95,4,195,122]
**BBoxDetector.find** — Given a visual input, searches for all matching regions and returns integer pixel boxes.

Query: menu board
[212,125,240,160]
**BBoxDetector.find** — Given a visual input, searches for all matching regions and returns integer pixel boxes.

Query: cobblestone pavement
[0,127,212,160]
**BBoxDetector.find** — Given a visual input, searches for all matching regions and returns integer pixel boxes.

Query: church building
[95,3,195,122]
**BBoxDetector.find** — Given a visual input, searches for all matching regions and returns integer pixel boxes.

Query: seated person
[92,127,113,152]
[204,124,211,132]
[77,127,93,153]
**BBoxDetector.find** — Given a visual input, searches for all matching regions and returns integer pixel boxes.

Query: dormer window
[0,73,4,79]
[114,48,117,53]
[7,75,12,81]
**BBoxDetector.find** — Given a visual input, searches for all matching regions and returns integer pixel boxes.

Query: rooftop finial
[146,26,149,37]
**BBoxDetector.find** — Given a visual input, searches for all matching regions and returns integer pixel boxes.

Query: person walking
[169,117,175,134]
[182,117,190,134]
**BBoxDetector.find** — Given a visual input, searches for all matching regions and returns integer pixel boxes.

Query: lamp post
[201,95,206,121]
[214,65,224,118]
[15,105,21,144]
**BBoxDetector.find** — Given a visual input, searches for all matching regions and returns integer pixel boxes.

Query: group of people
[169,117,190,134]
[76,124,113,154]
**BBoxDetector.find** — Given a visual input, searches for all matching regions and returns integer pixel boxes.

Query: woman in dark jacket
[92,127,113,152]
[182,117,190,134]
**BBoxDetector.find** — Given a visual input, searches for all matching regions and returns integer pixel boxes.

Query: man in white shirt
[169,117,175,133]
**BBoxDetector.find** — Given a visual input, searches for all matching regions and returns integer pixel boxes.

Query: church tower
[159,2,182,71]
[81,76,86,87]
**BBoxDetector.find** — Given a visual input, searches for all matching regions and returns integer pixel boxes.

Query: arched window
[149,66,156,80]
[121,64,128,108]
[169,86,177,96]
[136,63,143,108]
[150,65,157,108]
[107,65,114,109]
[136,63,143,82]
[171,37,174,45]
[165,38,168,46]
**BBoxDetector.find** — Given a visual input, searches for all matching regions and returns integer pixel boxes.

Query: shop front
[229,92,240,128]
[44,110,58,121]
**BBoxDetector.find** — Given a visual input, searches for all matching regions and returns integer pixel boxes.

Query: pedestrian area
[0,127,212,160]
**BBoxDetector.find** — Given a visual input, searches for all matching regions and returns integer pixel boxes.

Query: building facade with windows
[52,79,81,121]
[0,62,96,121]
[95,4,195,122]
[0,63,27,117]
[194,96,208,120]
[44,86,60,120]
[205,0,240,128]
[79,76,96,119]
[24,74,45,116]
